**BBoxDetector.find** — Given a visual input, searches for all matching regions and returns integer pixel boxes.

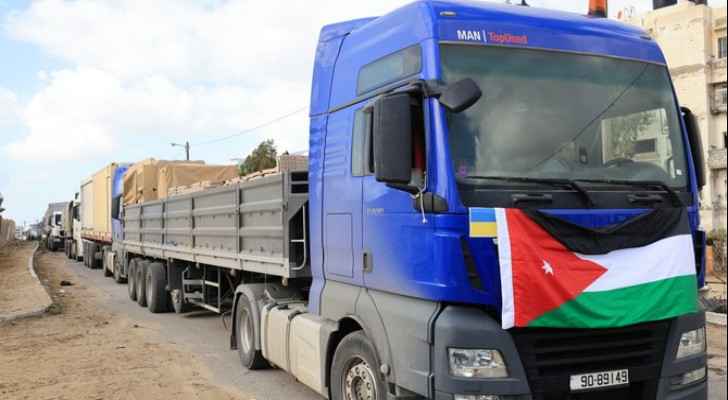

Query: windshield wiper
[462,176,596,207]
[573,178,683,206]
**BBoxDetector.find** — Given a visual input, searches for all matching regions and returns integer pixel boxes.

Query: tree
[239,139,277,176]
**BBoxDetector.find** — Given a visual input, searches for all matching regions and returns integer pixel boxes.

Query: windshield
[441,44,688,189]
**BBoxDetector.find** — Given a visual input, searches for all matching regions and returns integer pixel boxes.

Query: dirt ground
[0,249,247,400]
[708,322,727,376]
[0,241,49,318]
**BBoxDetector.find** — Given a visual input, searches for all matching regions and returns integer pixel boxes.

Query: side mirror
[438,78,482,113]
[111,194,122,220]
[373,92,413,184]
[681,107,706,190]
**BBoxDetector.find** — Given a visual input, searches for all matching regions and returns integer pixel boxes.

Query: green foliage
[239,139,278,176]
[709,229,727,274]
[708,228,727,244]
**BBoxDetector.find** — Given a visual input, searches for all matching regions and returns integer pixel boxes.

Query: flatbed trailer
[120,171,310,313]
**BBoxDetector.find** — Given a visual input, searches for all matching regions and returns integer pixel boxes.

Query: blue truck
[104,1,711,399]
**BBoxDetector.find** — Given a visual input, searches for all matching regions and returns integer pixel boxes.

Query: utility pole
[171,141,191,161]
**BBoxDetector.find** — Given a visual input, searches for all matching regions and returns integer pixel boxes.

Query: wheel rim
[239,308,253,354]
[343,357,378,400]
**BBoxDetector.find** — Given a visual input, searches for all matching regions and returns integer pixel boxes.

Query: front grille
[511,320,670,400]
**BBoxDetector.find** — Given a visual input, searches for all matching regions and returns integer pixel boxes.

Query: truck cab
[307,1,707,399]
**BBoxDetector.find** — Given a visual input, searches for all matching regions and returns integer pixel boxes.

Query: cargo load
[157,164,239,199]
[122,158,204,205]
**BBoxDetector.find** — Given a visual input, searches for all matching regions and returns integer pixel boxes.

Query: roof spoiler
[588,0,608,17]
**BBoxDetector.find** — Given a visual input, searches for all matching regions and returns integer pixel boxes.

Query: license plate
[570,369,629,392]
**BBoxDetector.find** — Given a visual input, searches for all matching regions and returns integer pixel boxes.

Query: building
[621,1,727,231]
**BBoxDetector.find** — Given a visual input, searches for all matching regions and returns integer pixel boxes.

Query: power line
[194,106,308,147]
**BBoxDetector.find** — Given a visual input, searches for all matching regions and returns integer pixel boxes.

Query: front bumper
[432,306,707,400]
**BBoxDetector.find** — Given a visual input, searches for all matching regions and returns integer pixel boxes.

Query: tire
[103,251,113,277]
[145,262,168,313]
[86,243,95,268]
[83,244,89,267]
[235,294,268,370]
[113,259,126,284]
[127,259,137,301]
[135,261,148,307]
[91,244,101,269]
[330,331,387,400]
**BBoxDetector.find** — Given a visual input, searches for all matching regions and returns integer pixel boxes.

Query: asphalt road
[65,257,727,400]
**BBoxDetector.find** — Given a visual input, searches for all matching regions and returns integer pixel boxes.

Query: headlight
[671,367,707,388]
[448,348,508,378]
[676,328,706,359]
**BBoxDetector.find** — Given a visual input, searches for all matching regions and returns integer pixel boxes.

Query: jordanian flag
[479,208,698,329]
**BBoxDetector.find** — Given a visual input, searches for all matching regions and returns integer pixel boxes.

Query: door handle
[363,251,373,273]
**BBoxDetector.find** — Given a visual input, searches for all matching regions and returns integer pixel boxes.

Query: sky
[0,0,723,225]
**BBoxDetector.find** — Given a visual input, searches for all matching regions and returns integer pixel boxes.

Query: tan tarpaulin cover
[158,164,240,199]
[123,159,204,205]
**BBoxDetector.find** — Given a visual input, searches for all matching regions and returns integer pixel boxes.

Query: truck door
[361,97,430,295]
[322,107,365,286]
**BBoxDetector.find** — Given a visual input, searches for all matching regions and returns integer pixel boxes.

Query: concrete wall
[0,218,17,247]
[622,2,727,230]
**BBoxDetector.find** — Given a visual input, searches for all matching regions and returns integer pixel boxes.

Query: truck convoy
[71,1,712,399]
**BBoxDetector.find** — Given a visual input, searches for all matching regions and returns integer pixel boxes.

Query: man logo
[456,30,487,42]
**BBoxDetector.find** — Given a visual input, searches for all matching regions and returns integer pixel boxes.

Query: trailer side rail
[123,172,309,279]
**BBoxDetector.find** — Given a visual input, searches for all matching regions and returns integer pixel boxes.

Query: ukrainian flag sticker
[469,208,498,238]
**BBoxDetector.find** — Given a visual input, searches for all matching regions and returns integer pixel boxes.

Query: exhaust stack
[588,0,608,17]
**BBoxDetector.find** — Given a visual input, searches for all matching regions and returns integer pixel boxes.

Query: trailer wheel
[235,294,268,370]
[86,243,93,268]
[103,250,113,277]
[127,259,137,301]
[330,331,386,400]
[82,244,88,267]
[113,259,126,284]
[86,243,97,269]
[145,262,168,313]
[92,244,102,269]
[135,261,148,307]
